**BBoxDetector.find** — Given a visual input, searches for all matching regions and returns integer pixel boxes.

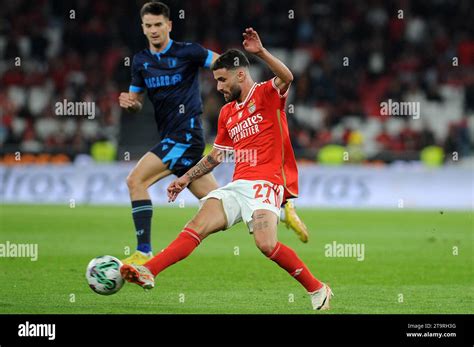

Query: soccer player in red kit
[120,28,333,310]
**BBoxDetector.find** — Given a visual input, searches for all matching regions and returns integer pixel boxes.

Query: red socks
[143,229,322,294]
[268,242,323,293]
[145,227,201,276]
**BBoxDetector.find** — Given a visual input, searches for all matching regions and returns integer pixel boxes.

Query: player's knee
[126,173,144,192]
[186,213,223,240]
[255,237,277,256]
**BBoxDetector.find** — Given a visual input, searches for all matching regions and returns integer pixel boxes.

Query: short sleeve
[129,55,145,93]
[260,78,291,110]
[263,77,290,99]
[187,43,213,69]
[213,109,234,151]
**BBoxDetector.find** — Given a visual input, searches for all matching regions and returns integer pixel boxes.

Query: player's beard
[224,85,242,102]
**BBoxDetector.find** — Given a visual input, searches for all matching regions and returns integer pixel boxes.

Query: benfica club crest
[247,99,256,114]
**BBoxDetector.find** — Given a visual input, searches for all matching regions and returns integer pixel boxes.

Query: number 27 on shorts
[253,183,281,208]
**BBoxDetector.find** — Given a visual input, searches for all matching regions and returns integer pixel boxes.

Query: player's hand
[167,175,191,202]
[118,92,140,111]
[242,27,264,55]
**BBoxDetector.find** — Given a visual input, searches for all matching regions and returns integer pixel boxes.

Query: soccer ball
[86,255,124,295]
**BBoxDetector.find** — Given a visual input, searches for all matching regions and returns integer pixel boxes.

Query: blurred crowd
[1,0,473,162]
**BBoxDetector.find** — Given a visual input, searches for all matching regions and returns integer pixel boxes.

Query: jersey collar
[235,83,257,109]
[150,39,174,59]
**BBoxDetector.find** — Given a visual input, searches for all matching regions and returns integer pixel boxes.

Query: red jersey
[214,77,298,201]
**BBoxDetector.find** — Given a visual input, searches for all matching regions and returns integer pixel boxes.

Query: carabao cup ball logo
[86,256,124,295]
[90,260,120,290]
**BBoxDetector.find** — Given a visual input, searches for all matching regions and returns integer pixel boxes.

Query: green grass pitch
[0,205,472,314]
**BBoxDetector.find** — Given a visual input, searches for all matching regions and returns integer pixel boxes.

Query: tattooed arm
[184,148,222,182]
[167,147,223,202]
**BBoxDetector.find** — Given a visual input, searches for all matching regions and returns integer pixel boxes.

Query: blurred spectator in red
[399,119,419,151]
[375,123,392,151]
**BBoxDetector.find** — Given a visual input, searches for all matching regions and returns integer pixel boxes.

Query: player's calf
[266,241,332,310]
[136,199,228,278]
[252,210,329,310]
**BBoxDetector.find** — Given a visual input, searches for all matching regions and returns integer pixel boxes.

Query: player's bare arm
[118,91,144,113]
[167,147,224,202]
[242,27,293,93]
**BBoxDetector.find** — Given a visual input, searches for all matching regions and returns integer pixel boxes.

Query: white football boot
[120,264,155,290]
[309,283,333,310]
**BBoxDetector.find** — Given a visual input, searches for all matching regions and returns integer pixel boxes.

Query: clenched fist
[118,92,142,112]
